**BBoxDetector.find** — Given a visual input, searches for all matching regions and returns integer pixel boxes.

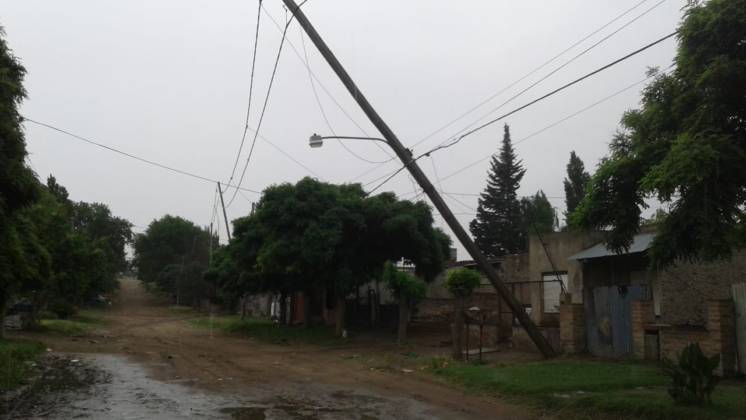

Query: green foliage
[520,190,557,235]
[133,215,214,304]
[222,178,450,309]
[445,268,482,298]
[382,262,426,304]
[470,124,527,257]
[563,151,591,224]
[573,0,746,265]
[0,27,41,331]
[662,343,720,405]
[432,359,744,419]
[0,339,45,391]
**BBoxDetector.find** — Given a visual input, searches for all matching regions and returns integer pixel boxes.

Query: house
[523,229,743,375]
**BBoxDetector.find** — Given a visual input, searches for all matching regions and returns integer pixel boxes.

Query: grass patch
[0,339,45,391]
[189,315,341,346]
[430,359,746,419]
[169,305,196,314]
[37,310,105,336]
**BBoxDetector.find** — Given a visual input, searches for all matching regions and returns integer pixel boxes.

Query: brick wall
[631,299,737,375]
[559,303,585,353]
[658,251,746,326]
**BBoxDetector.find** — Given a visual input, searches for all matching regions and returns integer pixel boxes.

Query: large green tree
[470,124,526,257]
[222,177,451,336]
[573,0,746,265]
[133,215,214,304]
[563,151,591,223]
[0,28,40,336]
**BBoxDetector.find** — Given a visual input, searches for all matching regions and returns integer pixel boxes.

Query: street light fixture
[308,133,387,149]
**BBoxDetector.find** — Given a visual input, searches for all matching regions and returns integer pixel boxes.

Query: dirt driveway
[11,278,538,419]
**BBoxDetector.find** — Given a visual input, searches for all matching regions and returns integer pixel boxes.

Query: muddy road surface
[7,278,535,419]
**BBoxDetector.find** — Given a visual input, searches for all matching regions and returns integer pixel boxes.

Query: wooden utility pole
[284,0,555,357]
[217,182,232,241]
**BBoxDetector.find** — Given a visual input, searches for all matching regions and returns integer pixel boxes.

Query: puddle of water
[25,354,444,419]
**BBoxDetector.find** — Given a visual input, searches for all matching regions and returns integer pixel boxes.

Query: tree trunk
[452,297,464,360]
[279,291,288,325]
[303,290,313,328]
[398,297,409,344]
[335,296,346,337]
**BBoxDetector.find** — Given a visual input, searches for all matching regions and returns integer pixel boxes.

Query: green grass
[0,339,45,391]
[431,359,746,419]
[37,310,105,335]
[189,315,341,346]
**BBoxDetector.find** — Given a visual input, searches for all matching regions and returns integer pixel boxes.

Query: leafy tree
[563,151,591,223]
[470,124,526,257]
[133,215,213,304]
[521,190,557,237]
[445,268,482,360]
[226,177,451,337]
[573,0,746,265]
[382,262,426,344]
[0,28,40,336]
[72,201,132,275]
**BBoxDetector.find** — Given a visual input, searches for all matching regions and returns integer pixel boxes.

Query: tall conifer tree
[469,124,526,257]
[563,151,590,223]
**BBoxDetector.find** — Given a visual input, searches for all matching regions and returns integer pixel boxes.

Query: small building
[524,230,743,375]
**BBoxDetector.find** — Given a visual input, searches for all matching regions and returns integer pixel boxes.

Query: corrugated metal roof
[568,232,655,261]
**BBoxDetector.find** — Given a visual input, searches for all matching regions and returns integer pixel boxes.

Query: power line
[425,0,669,152]
[298,25,392,165]
[436,68,670,185]
[25,117,261,193]
[422,31,677,157]
[248,124,321,177]
[228,11,294,206]
[227,0,265,189]
[351,0,660,183]
[261,4,396,161]
[410,0,660,151]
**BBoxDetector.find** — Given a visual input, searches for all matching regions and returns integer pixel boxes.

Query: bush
[662,343,720,405]
[445,268,482,298]
[48,299,76,319]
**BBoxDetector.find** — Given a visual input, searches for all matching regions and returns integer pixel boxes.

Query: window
[542,272,568,314]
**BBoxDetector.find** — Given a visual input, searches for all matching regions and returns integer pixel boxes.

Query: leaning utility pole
[284,0,555,357]
[217,182,232,241]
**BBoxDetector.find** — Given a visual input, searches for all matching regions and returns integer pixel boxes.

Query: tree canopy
[573,0,746,265]
[470,124,526,257]
[521,190,558,236]
[133,215,214,304]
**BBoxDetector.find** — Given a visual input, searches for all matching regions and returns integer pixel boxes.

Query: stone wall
[658,251,746,326]
[559,303,585,353]
[631,300,737,375]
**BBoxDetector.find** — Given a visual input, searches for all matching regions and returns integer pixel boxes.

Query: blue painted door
[586,285,647,358]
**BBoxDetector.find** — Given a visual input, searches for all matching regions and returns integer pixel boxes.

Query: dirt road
[13,278,537,419]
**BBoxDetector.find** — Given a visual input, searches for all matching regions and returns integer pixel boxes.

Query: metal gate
[585,285,647,358]
[733,283,746,374]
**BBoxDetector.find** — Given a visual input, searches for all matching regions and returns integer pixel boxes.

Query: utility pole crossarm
[284,0,555,357]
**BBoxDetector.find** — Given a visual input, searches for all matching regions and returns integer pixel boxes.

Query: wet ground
[4,278,535,419]
[13,353,435,419]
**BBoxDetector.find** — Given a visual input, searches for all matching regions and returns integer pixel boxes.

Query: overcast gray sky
[2,0,684,258]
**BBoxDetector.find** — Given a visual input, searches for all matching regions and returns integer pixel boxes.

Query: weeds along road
[14,277,536,419]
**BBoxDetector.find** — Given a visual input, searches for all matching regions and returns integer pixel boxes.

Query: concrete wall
[658,251,746,326]
[528,231,604,325]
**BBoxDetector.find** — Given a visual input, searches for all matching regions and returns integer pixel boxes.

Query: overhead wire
[298,25,392,165]
[436,67,673,185]
[420,31,677,157]
[227,0,264,188]
[423,0,669,152]
[352,0,661,183]
[24,117,261,193]
[227,8,295,206]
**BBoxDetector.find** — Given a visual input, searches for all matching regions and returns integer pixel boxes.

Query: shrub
[445,268,482,298]
[661,343,720,405]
